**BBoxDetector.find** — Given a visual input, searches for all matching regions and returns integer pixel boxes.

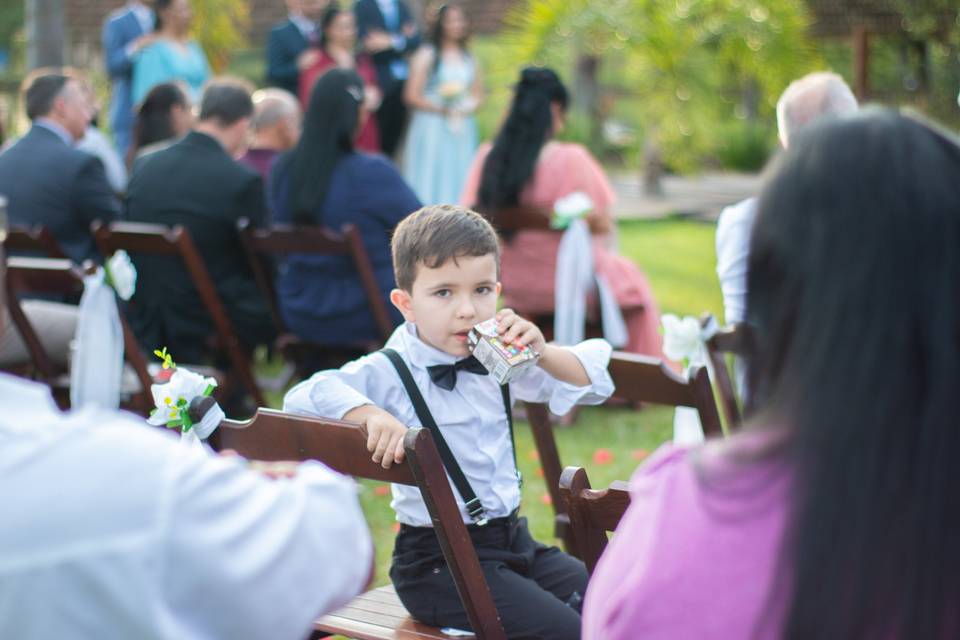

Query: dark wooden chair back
[217,409,506,639]
[558,466,631,575]
[528,351,722,554]
[92,221,266,407]
[3,225,68,259]
[701,313,752,430]
[236,219,394,343]
[484,205,553,233]
[3,256,153,413]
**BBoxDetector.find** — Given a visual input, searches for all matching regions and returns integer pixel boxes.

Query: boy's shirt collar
[396,322,460,370]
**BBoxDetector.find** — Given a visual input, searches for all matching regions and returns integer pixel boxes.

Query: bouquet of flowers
[146,348,221,441]
[436,80,474,133]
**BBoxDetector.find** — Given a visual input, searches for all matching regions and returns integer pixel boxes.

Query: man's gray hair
[776,72,858,146]
[250,88,301,132]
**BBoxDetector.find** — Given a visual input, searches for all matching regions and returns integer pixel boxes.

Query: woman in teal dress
[402,3,482,205]
[132,0,210,106]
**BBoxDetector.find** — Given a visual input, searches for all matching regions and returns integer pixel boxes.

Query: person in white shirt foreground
[0,240,373,639]
[716,71,859,326]
[285,204,614,639]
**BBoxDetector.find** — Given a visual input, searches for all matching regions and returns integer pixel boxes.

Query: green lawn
[349,216,723,585]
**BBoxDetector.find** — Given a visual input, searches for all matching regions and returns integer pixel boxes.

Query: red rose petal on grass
[632,449,649,461]
[540,493,552,506]
[535,467,544,478]
[593,448,614,465]
[373,485,390,497]
[392,522,401,533]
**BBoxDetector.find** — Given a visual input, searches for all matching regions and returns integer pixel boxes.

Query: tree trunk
[26,0,65,69]
[574,52,601,142]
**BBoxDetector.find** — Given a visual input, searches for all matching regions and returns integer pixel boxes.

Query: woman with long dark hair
[461,66,662,356]
[298,6,382,153]
[270,68,420,345]
[582,109,960,638]
[402,3,481,204]
[127,81,192,166]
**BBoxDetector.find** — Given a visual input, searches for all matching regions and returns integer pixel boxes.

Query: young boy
[284,204,614,638]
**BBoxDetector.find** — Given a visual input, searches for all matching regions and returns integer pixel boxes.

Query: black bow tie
[427,356,488,391]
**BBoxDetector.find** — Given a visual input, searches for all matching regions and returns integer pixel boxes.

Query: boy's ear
[495,281,502,297]
[390,288,416,323]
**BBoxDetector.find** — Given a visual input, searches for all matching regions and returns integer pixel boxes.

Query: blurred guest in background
[403,3,480,204]
[0,72,119,264]
[240,88,302,182]
[354,0,420,157]
[102,0,156,155]
[127,81,194,166]
[462,67,662,357]
[583,108,960,640]
[299,6,381,153]
[270,69,419,346]
[126,78,273,364]
[132,0,210,106]
[267,0,329,96]
[76,75,128,194]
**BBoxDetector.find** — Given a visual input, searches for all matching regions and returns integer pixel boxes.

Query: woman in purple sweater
[583,109,960,639]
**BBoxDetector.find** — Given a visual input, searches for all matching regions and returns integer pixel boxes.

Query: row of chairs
[215,343,749,639]
[3,220,396,412]
[4,223,752,639]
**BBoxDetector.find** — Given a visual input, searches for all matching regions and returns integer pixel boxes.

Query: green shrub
[712,120,775,172]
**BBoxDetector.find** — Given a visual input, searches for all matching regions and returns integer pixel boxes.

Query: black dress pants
[390,513,587,640]
[376,81,409,158]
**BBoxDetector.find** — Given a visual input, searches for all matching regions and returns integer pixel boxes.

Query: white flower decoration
[554,191,594,219]
[147,367,218,428]
[661,314,703,363]
[106,250,137,301]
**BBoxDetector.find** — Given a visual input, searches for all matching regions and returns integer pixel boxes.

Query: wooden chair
[558,466,631,575]
[236,219,394,377]
[92,221,266,407]
[527,351,722,554]
[3,224,69,259]
[3,256,154,413]
[700,313,752,430]
[217,409,507,640]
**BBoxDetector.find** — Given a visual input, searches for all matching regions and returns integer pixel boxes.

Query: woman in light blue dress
[402,3,482,205]
[131,0,210,106]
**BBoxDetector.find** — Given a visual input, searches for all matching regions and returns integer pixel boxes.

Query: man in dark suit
[102,1,156,156]
[266,0,329,96]
[125,78,275,363]
[354,0,421,157]
[0,72,120,264]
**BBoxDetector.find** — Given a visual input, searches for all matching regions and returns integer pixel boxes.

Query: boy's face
[391,254,501,357]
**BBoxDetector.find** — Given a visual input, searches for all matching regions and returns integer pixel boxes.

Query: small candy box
[467,318,540,385]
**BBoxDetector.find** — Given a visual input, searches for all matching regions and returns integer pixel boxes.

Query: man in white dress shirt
[285,205,614,639]
[0,234,373,639]
[716,71,859,325]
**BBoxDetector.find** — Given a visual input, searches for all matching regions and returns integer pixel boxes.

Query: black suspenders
[380,348,521,526]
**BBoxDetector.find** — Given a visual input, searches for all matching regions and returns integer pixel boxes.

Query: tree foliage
[496,0,818,171]
[191,0,250,73]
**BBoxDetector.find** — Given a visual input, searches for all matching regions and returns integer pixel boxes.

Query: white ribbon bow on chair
[662,313,719,446]
[70,268,124,410]
[553,193,628,348]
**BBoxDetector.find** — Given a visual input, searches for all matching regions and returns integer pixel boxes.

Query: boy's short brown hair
[392,205,500,291]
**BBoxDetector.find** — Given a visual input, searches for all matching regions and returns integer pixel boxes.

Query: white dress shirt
[0,373,372,640]
[715,197,758,324]
[77,125,128,193]
[284,322,614,526]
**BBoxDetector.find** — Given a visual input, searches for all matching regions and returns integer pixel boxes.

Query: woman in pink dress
[460,67,662,357]
[583,110,960,638]
[299,6,381,153]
